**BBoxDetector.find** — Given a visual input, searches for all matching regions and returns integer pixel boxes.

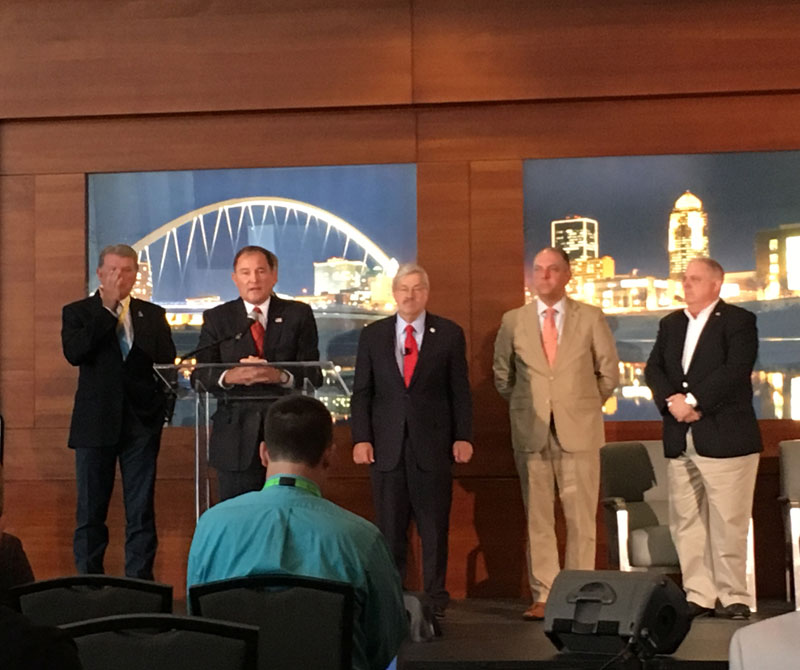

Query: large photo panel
[523,151,800,421]
[88,163,418,417]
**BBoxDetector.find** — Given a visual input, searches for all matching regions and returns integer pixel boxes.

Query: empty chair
[601,440,679,573]
[779,439,800,610]
[8,574,172,626]
[61,613,258,670]
[600,440,757,610]
[189,573,354,670]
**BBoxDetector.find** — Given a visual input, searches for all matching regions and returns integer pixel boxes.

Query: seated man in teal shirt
[187,395,408,670]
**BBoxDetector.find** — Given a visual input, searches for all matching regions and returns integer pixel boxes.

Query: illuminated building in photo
[568,255,615,300]
[668,191,709,280]
[754,223,800,299]
[132,258,153,301]
[552,216,599,261]
[313,257,367,295]
[579,274,672,313]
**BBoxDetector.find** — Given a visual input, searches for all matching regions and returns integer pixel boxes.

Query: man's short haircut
[263,396,333,467]
[689,256,725,280]
[234,245,278,272]
[392,263,429,290]
[535,246,571,267]
[98,244,138,269]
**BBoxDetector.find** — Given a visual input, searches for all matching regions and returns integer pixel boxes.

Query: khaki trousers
[514,424,599,603]
[667,433,759,608]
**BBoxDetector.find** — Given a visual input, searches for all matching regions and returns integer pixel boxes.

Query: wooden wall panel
[33,175,86,429]
[413,0,800,104]
[418,94,800,163]
[0,0,413,119]
[468,161,524,477]
[417,162,472,339]
[0,176,36,429]
[0,110,418,176]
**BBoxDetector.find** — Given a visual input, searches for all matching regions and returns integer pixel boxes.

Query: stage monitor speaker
[544,570,690,659]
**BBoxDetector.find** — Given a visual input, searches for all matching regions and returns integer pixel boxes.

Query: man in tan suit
[493,247,619,620]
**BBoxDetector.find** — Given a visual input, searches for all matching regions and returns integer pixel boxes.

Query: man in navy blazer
[62,244,175,579]
[645,257,762,620]
[351,263,473,616]
[195,245,320,501]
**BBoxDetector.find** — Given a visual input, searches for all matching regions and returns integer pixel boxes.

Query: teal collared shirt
[187,474,408,670]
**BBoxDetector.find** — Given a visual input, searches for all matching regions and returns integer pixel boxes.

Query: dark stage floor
[398,598,795,669]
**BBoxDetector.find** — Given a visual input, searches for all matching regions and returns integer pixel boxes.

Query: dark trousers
[73,410,160,580]
[216,464,266,502]
[370,438,452,606]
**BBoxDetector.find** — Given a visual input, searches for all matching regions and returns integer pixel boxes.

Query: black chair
[61,613,258,670]
[9,574,173,626]
[779,439,800,610]
[189,573,354,670]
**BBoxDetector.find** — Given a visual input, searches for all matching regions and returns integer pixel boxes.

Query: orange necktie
[542,307,558,367]
[250,307,265,357]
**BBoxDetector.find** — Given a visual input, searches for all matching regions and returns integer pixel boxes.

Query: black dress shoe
[687,602,714,619]
[714,602,750,620]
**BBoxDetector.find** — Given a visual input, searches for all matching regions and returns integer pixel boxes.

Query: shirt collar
[243,296,271,317]
[536,296,566,316]
[397,311,426,335]
[684,298,719,322]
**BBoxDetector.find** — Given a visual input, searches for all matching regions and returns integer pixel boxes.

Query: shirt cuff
[685,393,698,407]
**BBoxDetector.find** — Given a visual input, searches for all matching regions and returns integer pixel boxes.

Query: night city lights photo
[88,164,417,419]
[524,150,800,421]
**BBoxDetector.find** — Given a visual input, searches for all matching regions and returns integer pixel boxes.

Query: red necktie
[542,307,558,367]
[403,324,418,387]
[250,307,265,357]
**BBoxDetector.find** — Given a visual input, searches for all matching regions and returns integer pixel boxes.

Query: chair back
[601,441,679,569]
[9,575,172,626]
[780,440,800,500]
[189,573,354,670]
[61,613,258,670]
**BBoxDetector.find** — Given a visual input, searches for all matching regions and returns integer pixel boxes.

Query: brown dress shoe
[523,602,546,620]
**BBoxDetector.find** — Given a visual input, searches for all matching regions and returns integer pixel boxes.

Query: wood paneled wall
[2,0,800,600]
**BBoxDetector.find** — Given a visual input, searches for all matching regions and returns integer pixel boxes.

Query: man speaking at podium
[195,245,320,502]
[62,244,175,580]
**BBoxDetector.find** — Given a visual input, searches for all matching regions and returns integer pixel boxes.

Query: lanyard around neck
[263,476,321,497]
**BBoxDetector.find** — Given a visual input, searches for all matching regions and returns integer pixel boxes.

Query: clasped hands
[666,393,702,423]
[224,356,285,386]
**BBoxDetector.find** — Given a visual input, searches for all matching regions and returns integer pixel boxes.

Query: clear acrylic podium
[155,361,350,519]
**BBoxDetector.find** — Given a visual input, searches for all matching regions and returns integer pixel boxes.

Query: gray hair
[98,244,138,269]
[392,263,430,290]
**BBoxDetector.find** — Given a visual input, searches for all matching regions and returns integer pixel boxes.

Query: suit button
[682,381,688,388]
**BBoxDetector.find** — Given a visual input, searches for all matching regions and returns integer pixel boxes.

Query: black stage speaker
[544,570,690,659]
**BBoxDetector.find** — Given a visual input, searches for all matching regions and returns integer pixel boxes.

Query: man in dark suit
[645,257,762,620]
[195,245,320,501]
[62,244,175,579]
[351,263,473,616]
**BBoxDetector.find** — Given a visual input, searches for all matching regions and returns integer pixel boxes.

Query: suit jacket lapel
[523,302,548,369]
[687,300,725,376]
[264,296,284,360]
[387,314,405,386]
[554,299,580,371]
[409,314,436,388]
